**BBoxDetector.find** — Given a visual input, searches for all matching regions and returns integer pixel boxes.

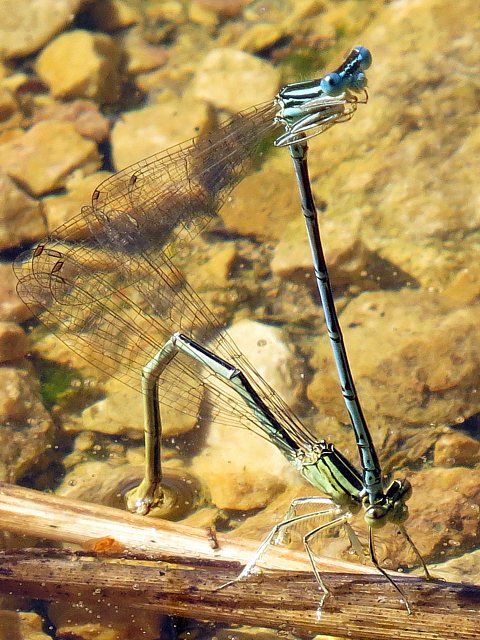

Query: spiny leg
[302,512,352,614]
[343,520,367,562]
[398,524,432,580]
[282,506,366,564]
[272,496,340,546]
[217,500,343,591]
[368,526,412,614]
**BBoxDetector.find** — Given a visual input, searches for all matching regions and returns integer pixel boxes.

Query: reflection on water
[0,0,479,638]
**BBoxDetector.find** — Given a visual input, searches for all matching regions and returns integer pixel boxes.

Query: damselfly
[271,47,433,614]
[14,47,428,612]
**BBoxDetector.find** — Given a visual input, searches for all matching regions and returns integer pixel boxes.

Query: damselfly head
[363,478,412,528]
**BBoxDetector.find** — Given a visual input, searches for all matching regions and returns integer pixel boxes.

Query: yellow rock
[0,120,99,196]
[0,321,28,363]
[0,170,44,249]
[36,30,122,103]
[434,431,480,467]
[191,47,280,113]
[219,156,298,240]
[0,0,81,59]
[110,97,212,170]
[44,171,112,231]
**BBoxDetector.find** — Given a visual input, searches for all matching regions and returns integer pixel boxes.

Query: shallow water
[0,0,479,638]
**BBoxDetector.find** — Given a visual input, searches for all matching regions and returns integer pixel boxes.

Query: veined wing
[16,236,317,457]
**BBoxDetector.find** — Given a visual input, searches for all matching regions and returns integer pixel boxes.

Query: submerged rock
[191,319,302,510]
[36,30,123,103]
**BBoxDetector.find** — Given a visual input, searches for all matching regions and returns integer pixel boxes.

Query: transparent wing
[16,239,316,455]
[14,96,357,454]
[50,101,279,256]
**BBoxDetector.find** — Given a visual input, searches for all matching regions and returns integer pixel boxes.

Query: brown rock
[0,170,45,250]
[185,240,236,291]
[80,379,198,439]
[191,320,300,510]
[397,466,480,565]
[193,0,246,17]
[144,1,185,24]
[430,548,480,585]
[272,210,369,287]
[32,100,110,143]
[441,266,480,306]
[434,431,480,467]
[125,42,169,75]
[88,0,140,32]
[188,1,218,26]
[0,364,54,481]
[43,171,112,231]
[308,290,480,432]
[50,599,161,640]
[0,0,81,59]
[110,98,212,170]
[219,157,298,240]
[0,322,28,362]
[36,30,123,104]
[0,611,51,640]
[191,48,280,112]
[0,85,21,128]
[0,121,100,196]
[237,23,284,53]
[0,262,31,323]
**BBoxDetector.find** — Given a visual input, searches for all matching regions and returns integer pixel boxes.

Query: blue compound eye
[351,71,367,90]
[354,46,372,70]
[320,72,343,96]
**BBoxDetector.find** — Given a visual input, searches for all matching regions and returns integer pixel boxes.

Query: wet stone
[185,239,236,291]
[0,263,31,323]
[110,97,212,170]
[236,22,284,53]
[43,170,112,231]
[56,459,134,509]
[219,156,299,241]
[272,210,370,289]
[49,598,161,640]
[433,430,480,468]
[0,322,28,363]
[384,466,480,568]
[191,319,302,510]
[308,289,480,435]
[36,30,123,104]
[0,170,45,250]
[193,0,246,18]
[191,47,280,112]
[0,611,52,640]
[125,40,169,75]
[0,85,21,129]
[0,0,81,59]
[88,0,140,32]
[430,547,480,585]
[0,120,100,196]
[189,1,219,27]
[32,99,111,143]
[79,379,198,439]
[441,265,480,306]
[0,364,54,482]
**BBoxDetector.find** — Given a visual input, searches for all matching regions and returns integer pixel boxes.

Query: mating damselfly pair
[14,46,430,613]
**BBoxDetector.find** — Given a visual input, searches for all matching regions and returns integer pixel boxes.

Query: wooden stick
[0,483,478,638]
[0,481,371,573]
[0,547,478,639]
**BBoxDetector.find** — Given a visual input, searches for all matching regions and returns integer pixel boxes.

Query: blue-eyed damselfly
[14,47,429,613]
